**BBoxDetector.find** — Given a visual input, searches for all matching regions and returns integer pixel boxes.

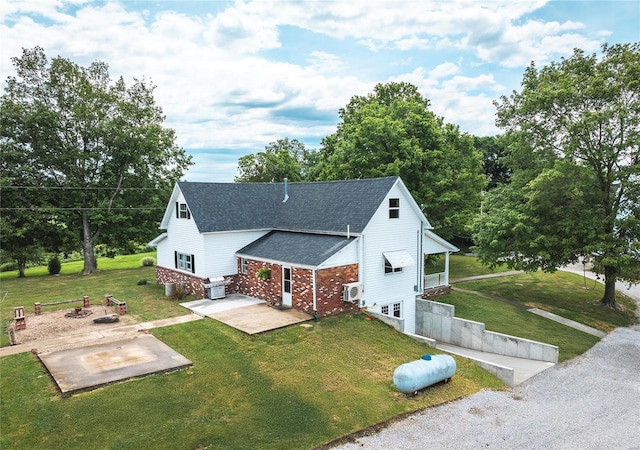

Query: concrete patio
[181,294,313,334]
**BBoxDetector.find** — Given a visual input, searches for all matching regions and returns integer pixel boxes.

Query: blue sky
[1,0,639,182]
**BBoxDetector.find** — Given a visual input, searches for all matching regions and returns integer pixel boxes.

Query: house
[150,176,458,335]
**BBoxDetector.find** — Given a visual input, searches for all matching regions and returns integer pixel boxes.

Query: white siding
[423,235,453,254]
[157,190,204,274]
[360,183,423,334]
[202,230,269,277]
[318,239,358,269]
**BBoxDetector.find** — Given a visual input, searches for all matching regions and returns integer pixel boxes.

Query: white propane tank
[393,354,456,394]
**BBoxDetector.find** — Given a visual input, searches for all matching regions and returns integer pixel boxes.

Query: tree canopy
[1,47,192,275]
[473,43,640,308]
[315,82,486,240]
[235,138,317,182]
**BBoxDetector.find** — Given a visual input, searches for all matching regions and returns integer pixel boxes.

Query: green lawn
[456,270,637,332]
[1,253,636,448]
[0,316,503,449]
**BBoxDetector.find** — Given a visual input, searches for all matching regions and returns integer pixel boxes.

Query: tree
[316,82,486,240]
[0,47,193,275]
[473,135,510,189]
[235,137,317,182]
[474,43,640,308]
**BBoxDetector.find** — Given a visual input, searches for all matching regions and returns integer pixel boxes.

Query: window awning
[383,250,415,269]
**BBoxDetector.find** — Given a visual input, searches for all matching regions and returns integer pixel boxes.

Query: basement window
[381,302,401,318]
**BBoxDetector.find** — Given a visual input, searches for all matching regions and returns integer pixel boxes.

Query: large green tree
[316,82,486,240]
[474,43,640,308]
[1,47,192,275]
[235,137,318,182]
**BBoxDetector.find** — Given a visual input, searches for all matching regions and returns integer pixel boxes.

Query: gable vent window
[175,251,195,273]
[389,198,400,218]
[176,202,191,219]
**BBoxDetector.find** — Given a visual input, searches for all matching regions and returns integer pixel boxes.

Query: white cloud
[1,0,633,182]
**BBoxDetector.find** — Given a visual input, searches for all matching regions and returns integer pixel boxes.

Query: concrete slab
[206,303,313,334]
[436,342,555,386]
[181,294,264,316]
[38,334,192,395]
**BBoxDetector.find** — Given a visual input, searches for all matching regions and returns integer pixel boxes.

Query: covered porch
[422,229,459,293]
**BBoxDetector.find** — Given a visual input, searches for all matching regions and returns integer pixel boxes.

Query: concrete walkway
[0,313,203,358]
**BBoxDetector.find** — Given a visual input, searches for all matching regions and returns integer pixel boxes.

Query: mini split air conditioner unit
[343,282,363,303]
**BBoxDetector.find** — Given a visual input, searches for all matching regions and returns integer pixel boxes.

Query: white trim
[149,232,167,247]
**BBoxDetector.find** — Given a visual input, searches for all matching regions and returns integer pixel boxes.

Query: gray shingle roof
[178,176,399,234]
[237,231,355,266]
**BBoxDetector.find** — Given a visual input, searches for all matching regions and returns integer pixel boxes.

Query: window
[240,257,248,274]
[381,302,401,318]
[175,252,194,273]
[385,257,403,274]
[389,198,399,218]
[176,202,191,219]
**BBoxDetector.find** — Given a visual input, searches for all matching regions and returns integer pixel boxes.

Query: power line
[0,207,165,211]
[1,186,164,190]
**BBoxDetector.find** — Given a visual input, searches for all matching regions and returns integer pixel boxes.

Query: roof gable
[175,176,404,234]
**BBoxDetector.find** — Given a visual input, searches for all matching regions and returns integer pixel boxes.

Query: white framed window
[240,257,248,274]
[385,257,403,274]
[176,202,191,219]
[175,252,194,272]
[389,198,399,218]
[381,302,401,318]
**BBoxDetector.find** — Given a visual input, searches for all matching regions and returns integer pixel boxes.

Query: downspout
[312,268,318,322]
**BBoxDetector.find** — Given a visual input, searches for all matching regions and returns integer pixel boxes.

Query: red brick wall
[315,263,359,317]
[236,258,359,317]
[156,266,236,299]
[236,259,283,305]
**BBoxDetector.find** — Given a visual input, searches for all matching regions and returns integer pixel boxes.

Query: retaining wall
[416,299,558,363]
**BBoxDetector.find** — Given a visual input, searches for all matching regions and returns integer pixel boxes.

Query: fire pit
[65,307,93,319]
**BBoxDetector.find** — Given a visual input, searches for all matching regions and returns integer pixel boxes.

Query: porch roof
[236,231,355,267]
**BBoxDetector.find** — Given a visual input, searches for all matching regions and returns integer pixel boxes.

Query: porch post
[444,252,450,286]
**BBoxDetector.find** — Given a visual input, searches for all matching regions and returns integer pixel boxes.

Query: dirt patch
[9,306,138,349]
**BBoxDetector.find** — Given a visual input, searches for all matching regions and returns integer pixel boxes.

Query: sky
[1,1,639,182]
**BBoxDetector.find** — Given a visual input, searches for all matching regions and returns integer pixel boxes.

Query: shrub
[137,279,149,285]
[256,267,271,281]
[141,257,156,267]
[173,282,187,300]
[47,256,61,275]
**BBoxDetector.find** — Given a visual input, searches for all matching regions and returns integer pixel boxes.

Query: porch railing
[424,272,447,289]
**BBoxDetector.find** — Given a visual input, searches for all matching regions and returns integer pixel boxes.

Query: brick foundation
[422,285,452,298]
[155,266,239,299]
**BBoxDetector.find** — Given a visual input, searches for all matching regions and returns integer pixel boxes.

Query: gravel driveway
[336,275,640,450]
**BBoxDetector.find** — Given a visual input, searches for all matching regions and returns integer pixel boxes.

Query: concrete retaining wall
[416,299,558,363]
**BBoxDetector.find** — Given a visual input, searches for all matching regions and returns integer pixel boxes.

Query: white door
[282,266,292,307]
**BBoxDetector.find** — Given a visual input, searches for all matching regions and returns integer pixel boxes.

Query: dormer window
[176,202,191,219]
[389,198,399,218]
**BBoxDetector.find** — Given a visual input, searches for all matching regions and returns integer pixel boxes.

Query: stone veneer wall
[236,258,359,317]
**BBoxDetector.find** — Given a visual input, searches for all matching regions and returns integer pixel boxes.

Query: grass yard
[1,252,637,448]
[0,253,185,347]
[455,270,637,332]
[426,254,510,279]
[0,316,503,449]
